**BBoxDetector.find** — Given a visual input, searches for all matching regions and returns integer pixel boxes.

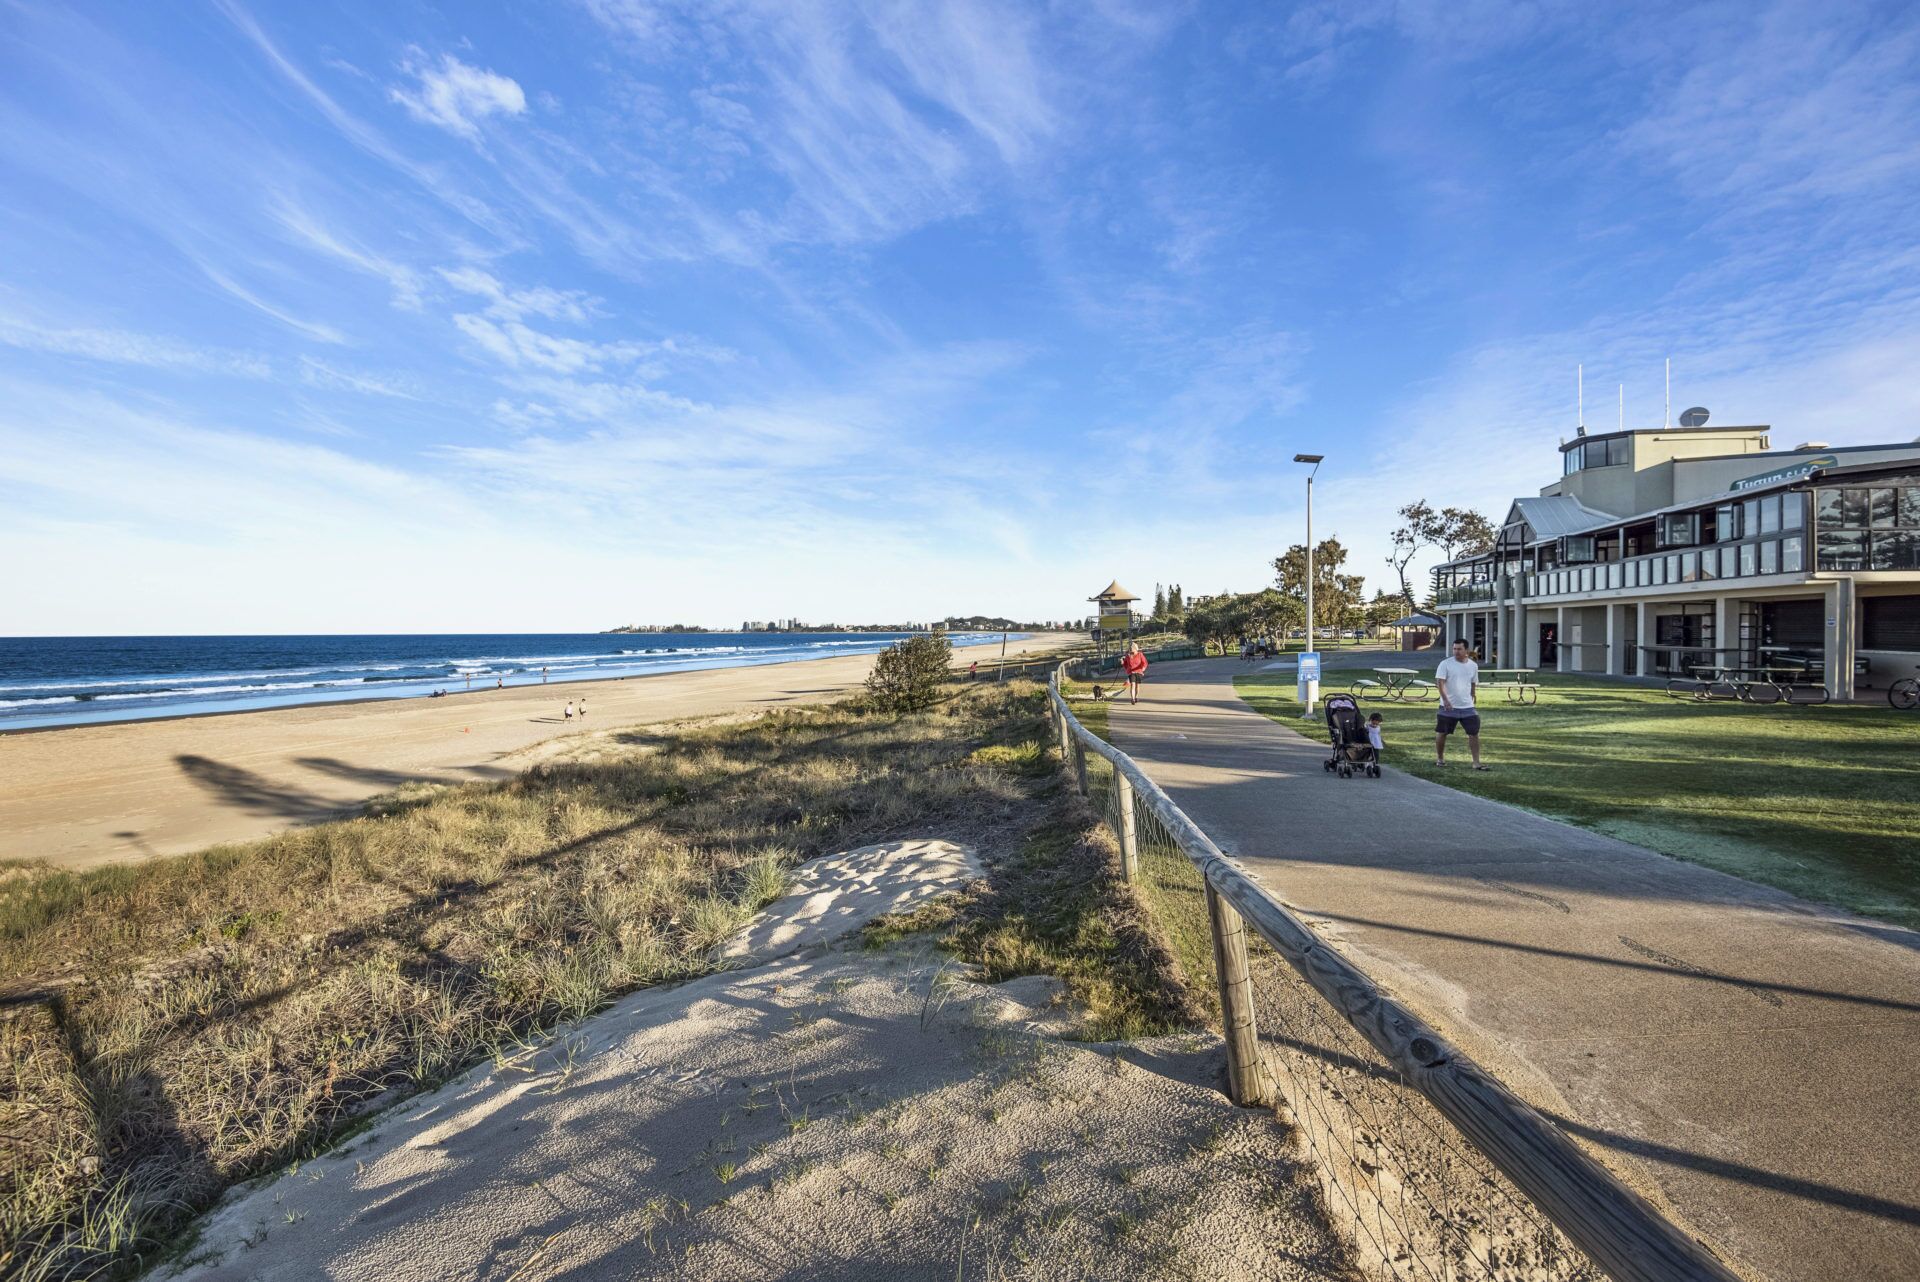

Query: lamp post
[1294,453,1324,716]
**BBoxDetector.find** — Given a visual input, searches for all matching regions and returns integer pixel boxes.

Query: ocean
[0,632,1015,732]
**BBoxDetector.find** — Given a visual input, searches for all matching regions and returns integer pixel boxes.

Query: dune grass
[0,680,1153,1281]
[1236,671,1920,928]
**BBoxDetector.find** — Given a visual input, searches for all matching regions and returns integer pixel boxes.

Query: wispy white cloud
[0,312,272,377]
[297,355,419,399]
[271,196,426,310]
[191,259,348,344]
[389,51,528,139]
[439,266,595,322]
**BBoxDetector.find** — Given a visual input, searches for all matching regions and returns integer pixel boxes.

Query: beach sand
[0,634,1071,870]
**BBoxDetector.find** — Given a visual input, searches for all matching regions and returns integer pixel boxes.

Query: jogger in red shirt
[1120,642,1148,705]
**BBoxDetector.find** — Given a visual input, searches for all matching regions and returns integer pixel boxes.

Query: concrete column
[1829,579,1857,700]
[1728,594,1743,675]
[1635,600,1650,677]
[1555,606,1568,673]
[1606,603,1623,676]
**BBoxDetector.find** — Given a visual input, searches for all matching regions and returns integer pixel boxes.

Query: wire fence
[1049,662,1738,1282]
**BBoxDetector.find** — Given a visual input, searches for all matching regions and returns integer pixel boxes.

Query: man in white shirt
[1433,639,1488,769]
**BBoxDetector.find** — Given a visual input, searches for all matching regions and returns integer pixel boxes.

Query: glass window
[1816,489,1845,529]
[1742,498,1760,535]
[1608,437,1629,466]
[1818,531,1865,571]
[1666,554,1680,582]
[1716,503,1739,541]
[1583,567,1595,592]
[1699,550,1716,581]
[1565,535,1594,562]
[1740,543,1757,576]
[1871,488,1898,527]
[1759,495,1780,534]
[1681,551,1698,582]
[1902,488,1920,528]
[1872,530,1920,570]
[1842,489,1870,526]
[1660,513,1700,547]
[1608,563,1622,589]
[1782,493,1804,530]
[1653,558,1667,585]
[1782,535,1804,574]
[1564,448,1578,476]
[1760,541,1778,575]
[1721,546,1738,578]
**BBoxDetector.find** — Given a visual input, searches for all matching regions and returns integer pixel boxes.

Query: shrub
[865,633,953,713]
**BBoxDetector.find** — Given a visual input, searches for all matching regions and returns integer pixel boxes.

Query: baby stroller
[1321,693,1380,779]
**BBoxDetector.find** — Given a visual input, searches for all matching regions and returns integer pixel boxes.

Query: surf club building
[1431,416,1920,699]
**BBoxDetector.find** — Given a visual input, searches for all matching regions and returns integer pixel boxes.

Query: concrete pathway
[1108,658,1920,1282]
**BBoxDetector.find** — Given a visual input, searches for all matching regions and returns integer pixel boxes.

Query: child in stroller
[1321,693,1381,779]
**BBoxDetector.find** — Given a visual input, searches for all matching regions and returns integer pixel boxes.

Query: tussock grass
[0,683,1054,1280]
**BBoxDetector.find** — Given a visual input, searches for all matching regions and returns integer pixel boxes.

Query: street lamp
[1293,454,1324,716]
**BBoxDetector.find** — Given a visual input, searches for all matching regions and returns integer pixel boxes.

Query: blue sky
[3,0,1919,634]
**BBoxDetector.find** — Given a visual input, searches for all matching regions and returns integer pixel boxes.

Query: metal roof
[1508,495,1615,539]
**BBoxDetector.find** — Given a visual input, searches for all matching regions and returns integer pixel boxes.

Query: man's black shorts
[1436,710,1481,736]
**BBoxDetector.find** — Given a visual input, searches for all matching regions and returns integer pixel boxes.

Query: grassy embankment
[0,680,1194,1280]
[1237,670,1920,928]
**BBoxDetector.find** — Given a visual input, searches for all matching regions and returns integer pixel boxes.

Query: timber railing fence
[1045,660,1740,1282]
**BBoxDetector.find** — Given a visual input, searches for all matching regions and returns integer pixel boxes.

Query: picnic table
[1479,668,1540,705]
[1667,663,1831,706]
[1349,667,1432,701]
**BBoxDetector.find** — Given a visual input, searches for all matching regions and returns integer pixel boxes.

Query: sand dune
[0,635,1069,870]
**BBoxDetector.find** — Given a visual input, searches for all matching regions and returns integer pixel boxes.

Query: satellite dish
[1679,406,1710,427]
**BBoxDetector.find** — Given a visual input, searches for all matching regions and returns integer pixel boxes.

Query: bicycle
[1891,665,1920,710]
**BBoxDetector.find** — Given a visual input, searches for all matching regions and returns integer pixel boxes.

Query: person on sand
[1120,642,1148,705]
[564,700,574,720]
[496,676,503,689]
[1434,639,1488,770]
[578,698,586,719]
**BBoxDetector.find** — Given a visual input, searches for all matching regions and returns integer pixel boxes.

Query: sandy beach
[0,634,1070,870]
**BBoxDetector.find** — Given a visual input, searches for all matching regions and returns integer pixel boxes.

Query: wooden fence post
[1206,881,1273,1107]
[1115,770,1140,882]
[1071,738,1089,796]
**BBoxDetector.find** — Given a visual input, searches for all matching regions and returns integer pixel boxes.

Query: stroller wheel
[1339,765,1352,778]
[1368,765,1381,778]
[1323,759,1335,772]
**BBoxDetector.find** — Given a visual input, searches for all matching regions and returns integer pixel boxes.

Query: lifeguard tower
[1088,580,1139,662]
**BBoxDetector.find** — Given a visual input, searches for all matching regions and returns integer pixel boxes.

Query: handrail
[1046,662,1739,1282]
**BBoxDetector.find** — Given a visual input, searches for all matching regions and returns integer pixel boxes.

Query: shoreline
[0,634,1029,738]
[0,633,1073,871]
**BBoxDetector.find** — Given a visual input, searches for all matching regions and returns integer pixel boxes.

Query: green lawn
[1236,671,1920,930]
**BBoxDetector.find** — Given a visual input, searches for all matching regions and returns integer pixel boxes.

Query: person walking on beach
[577,698,586,719]
[542,667,549,684]
[1434,639,1488,770]
[496,676,503,689]
[564,700,574,720]
[1120,642,1148,705]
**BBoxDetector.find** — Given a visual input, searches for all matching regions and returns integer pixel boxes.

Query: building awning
[1387,613,1443,628]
